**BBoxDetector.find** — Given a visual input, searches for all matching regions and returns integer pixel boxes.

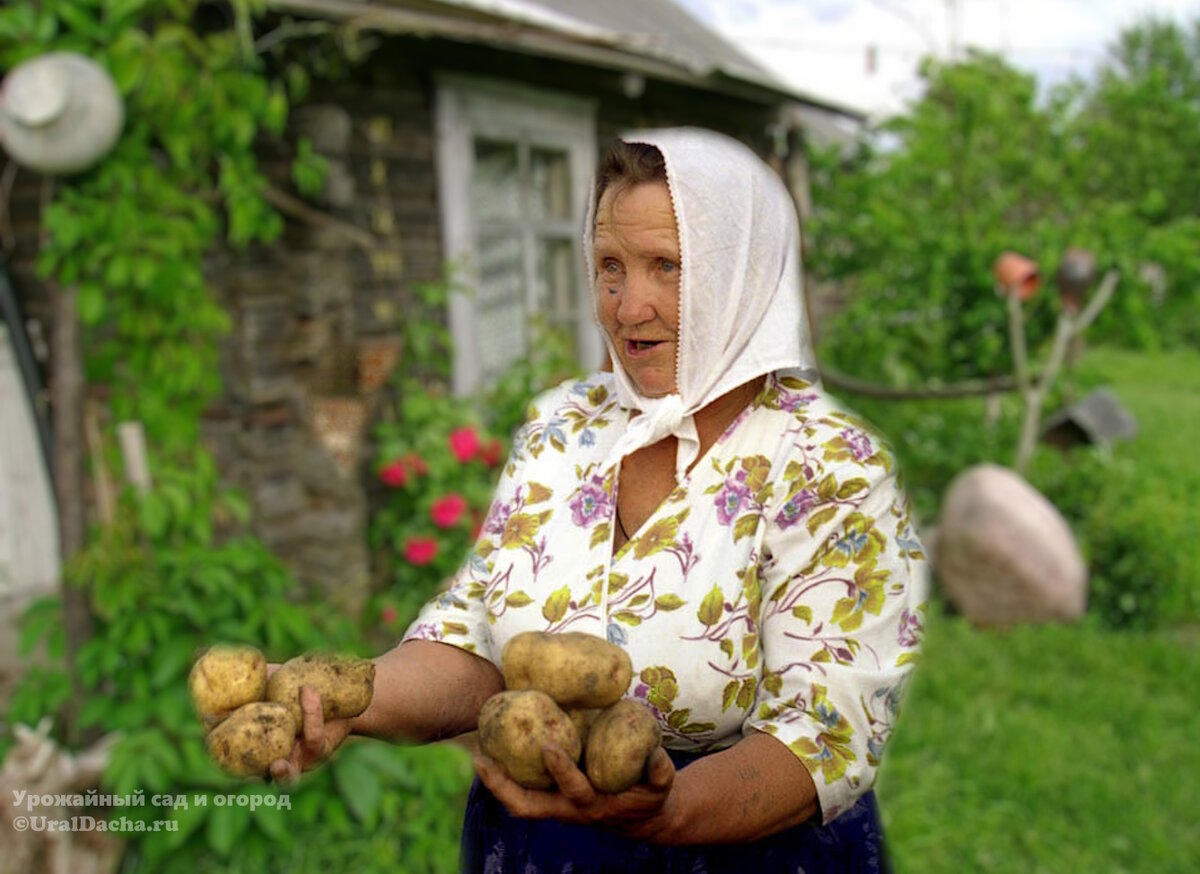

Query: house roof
[266,0,864,118]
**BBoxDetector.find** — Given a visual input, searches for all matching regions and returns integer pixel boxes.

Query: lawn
[875,346,1200,873]
[877,614,1199,872]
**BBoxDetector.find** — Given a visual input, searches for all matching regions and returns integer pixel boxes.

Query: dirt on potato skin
[477,690,582,789]
[584,699,662,793]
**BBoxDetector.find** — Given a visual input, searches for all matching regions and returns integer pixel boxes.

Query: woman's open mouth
[626,339,666,357]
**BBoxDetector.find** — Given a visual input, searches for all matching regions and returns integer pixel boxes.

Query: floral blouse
[404,370,929,823]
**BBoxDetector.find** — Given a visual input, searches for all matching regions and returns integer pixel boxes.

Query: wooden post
[48,276,93,744]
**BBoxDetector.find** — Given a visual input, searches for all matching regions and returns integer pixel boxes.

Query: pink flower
[404,536,439,565]
[380,605,398,624]
[430,493,468,529]
[380,459,408,487]
[480,438,504,467]
[448,426,480,462]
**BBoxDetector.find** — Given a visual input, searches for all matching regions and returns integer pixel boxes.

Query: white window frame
[435,73,601,396]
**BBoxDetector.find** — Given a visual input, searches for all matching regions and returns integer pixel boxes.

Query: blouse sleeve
[399,376,574,662]
[744,439,929,824]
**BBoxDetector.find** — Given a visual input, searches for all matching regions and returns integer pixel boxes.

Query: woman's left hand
[474,744,678,840]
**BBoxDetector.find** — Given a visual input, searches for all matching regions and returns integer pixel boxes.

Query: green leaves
[654,593,685,611]
[815,33,1200,384]
[542,585,572,623]
[697,585,725,627]
[333,750,384,829]
[292,137,329,196]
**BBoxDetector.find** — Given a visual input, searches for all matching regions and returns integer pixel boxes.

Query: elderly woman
[273,128,928,872]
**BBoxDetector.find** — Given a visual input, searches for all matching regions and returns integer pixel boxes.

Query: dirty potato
[266,653,375,729]
[205,702,296,778]
[566,708,601,749]
[501,631,632,709]
[584,699,662,793]
[189,644,267,731]
[478,690,582,789]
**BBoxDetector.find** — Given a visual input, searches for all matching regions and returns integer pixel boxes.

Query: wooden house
[2,0,862,614]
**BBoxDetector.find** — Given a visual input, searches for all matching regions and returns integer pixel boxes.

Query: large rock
[934,464,1086,626]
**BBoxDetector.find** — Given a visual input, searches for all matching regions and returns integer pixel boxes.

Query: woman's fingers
[543,745,596,806]
[270,749,297,787]
[298,685,327,760]
[645,746,675,792]
[269,685,326,783]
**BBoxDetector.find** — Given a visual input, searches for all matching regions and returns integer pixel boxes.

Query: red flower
[380,604,398,624]
[448,426,480,462]
[480,438,504,468]
[404,536,439,565]
[430,493,468,529]
[380,459,408,487]
[405,453,429,476]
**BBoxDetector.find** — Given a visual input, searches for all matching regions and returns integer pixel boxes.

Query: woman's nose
[616,275,655,323]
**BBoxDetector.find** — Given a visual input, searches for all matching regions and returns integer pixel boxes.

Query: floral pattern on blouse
[404,371,929,824]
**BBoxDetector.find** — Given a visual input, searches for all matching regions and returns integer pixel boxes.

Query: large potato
[478,690,582,789]
[501,631,632,709]
[189,644,267,731]
[584,699,662,793]
[266,652,375,729]
[205,702,296,778]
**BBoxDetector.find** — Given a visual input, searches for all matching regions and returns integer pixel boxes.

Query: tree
[808,51,1069,385]
[809,18,1200,386]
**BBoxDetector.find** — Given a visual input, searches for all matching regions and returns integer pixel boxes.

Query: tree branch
[261,184,380,251]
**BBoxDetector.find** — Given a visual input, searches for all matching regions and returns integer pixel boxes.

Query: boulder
[934,464,1086,626]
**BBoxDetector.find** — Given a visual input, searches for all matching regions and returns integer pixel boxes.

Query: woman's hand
[473,744,679,841]
[265,665,353,783]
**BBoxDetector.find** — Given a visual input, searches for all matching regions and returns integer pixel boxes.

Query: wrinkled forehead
[592,182,679,252]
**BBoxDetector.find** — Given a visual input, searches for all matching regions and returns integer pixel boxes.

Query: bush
[1028,451,1181,630]
[369,280,579,637]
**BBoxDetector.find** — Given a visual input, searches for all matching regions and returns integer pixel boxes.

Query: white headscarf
[584,127,818,482]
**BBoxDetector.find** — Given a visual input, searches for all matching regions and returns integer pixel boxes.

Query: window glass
[475,232,527,381]
[536,236,578,327]
[472,139,521,221]
[529,147,572,221]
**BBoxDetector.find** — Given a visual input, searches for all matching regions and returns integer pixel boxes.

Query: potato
[501,631,632,709]
[477,690,582,789]
[205,702,296,778]
[266,652,375,729]
[189,644,267,731]
[584,699,662,793]
[566,708,601,749]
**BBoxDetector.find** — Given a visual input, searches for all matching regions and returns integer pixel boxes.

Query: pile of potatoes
[188,644,374,778]
[479,631,662,793]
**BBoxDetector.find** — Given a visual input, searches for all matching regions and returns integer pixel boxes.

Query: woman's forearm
[349,640,504,743]
[656,731,820,844]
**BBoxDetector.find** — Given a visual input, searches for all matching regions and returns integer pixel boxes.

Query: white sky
[675,0,1200,116]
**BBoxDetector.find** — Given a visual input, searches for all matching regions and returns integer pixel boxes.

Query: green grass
[875,345,1200,872]
[878,614,1200,873]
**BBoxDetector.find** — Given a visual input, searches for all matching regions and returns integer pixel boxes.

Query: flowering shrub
[372,410,507,626]
[369,280,578,635]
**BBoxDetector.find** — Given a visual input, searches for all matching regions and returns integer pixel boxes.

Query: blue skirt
[460,749,893,873]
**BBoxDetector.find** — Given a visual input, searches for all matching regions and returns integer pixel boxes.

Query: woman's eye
[602,261,620,274]
[660,259,678,273]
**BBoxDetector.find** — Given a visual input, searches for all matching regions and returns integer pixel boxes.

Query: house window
[435,76,600,395]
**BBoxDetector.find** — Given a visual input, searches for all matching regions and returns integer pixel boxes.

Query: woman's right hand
[266,671,354,783]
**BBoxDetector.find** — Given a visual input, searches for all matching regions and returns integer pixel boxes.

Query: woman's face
[593,181,681,398]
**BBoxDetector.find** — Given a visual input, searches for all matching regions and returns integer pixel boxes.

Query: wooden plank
[0,323,60,595]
